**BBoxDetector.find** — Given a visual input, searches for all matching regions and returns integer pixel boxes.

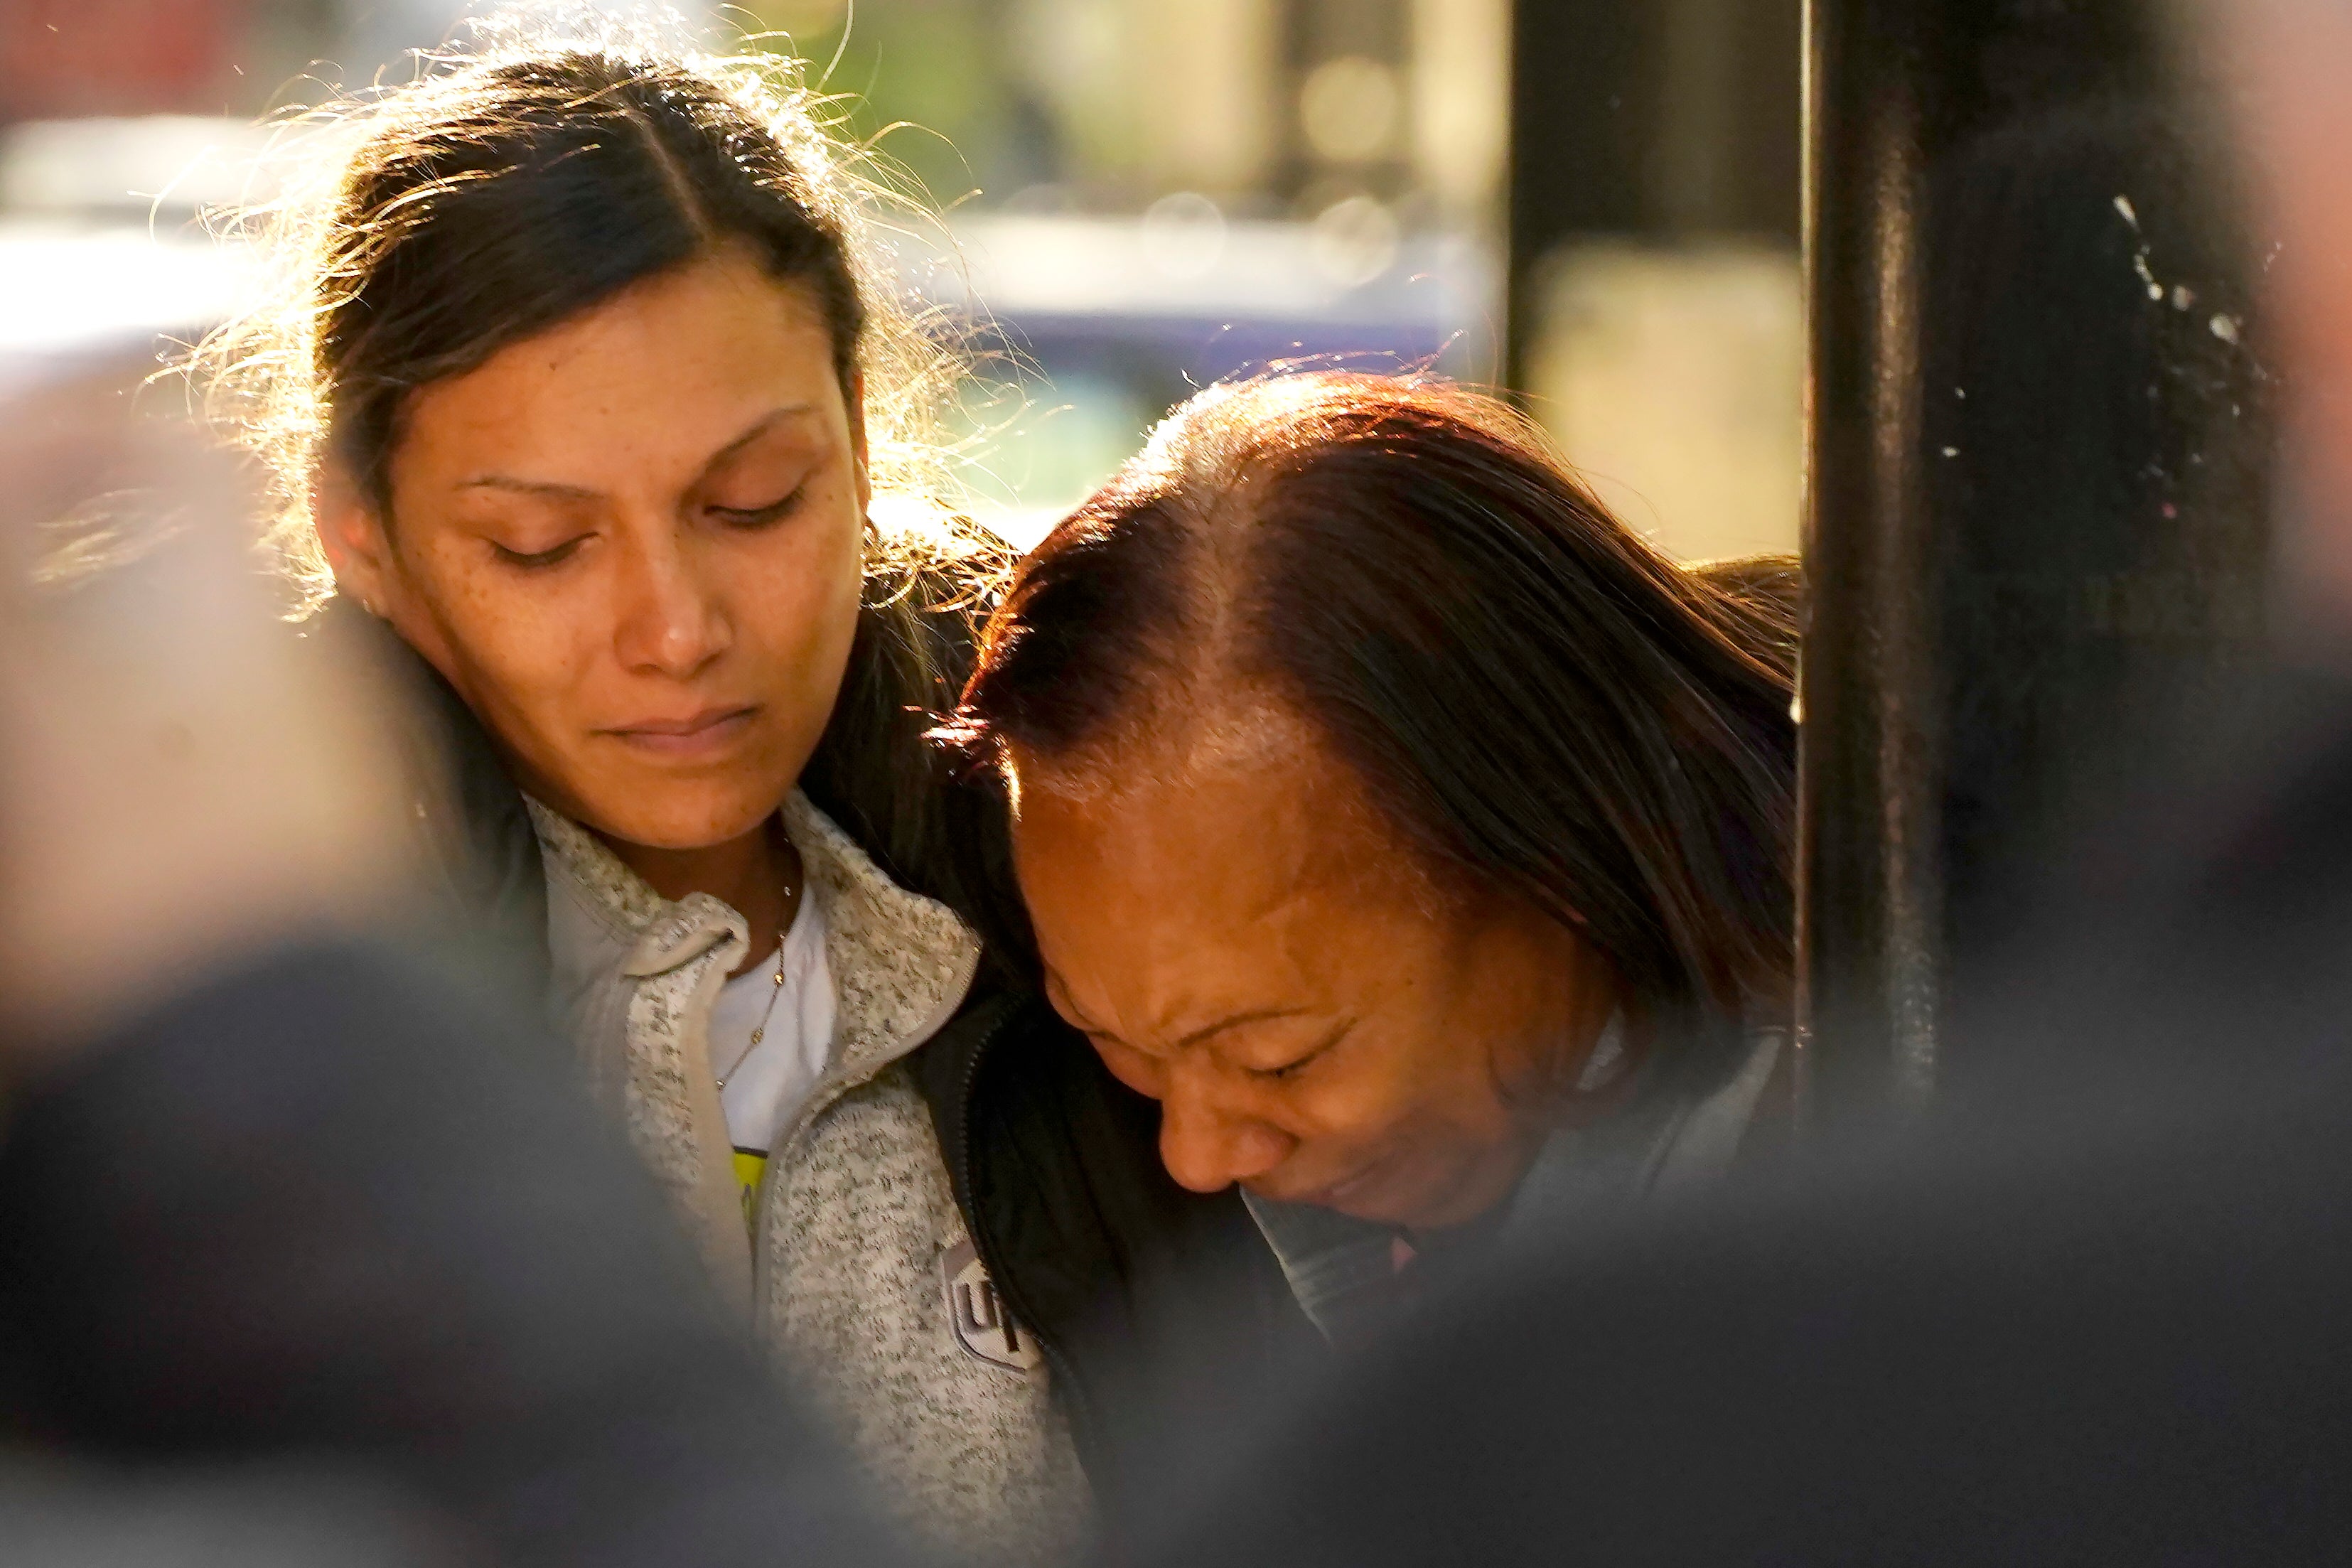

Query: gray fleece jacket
[530,793,1091,1565]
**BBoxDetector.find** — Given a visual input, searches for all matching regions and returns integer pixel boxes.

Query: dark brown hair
[313,55,868,522]
[946,372,1800,1039]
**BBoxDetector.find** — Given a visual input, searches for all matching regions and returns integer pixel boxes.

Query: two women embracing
[206,14,1796,1562]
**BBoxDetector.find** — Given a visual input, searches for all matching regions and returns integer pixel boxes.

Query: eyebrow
[1043,973,1310,1056]
[458,473,600,501]
[455,404,818,499]
[1170,1009,1315,1051]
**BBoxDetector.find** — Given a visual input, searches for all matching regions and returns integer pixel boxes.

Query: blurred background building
[0,0,1800,561]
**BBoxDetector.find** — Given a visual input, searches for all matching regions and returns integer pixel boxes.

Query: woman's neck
[598,815,803,977]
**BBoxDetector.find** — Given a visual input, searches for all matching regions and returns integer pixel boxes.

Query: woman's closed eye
[490,533,590,570]
[1248,1053,1318,1083]
[1243,1020,1354,1083]
[707,480,806,528]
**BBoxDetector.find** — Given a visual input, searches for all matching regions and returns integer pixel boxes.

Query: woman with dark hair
[946,372,1800,1348]
[198,14,1304,1559]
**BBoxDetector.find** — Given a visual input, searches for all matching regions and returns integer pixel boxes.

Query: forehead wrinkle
[1014,694,1436,911]
[1019,710,1442,994]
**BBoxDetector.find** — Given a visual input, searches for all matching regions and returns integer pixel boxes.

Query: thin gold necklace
[718,877,797,1093]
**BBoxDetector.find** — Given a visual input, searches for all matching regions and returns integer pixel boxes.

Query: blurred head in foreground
[0,377,400,1055]
[946,374,1799,1229]
[203,14,984,864]
[2206,0,2352,610]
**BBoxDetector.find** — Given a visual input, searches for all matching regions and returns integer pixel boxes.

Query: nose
[613,524,732,680]
[1156,1062,1294,1194]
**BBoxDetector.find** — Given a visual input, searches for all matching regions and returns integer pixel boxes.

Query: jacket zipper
[950,1002,1114,1500]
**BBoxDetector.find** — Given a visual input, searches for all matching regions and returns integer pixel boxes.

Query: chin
[570,782,786,852]
[1370,1158,1525,1232]
[1267,1149,1448,1228]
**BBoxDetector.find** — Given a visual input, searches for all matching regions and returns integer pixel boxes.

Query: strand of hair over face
[187,0,998,613]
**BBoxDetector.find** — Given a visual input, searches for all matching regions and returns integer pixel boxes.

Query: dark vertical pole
[1798,1,2275,1123]
[1798,4,1942,1117]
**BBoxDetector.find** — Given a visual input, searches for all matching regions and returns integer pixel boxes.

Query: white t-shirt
[708,886,837,1226]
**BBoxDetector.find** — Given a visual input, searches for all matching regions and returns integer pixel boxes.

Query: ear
[311,465,396,613]
[845,370,873,517]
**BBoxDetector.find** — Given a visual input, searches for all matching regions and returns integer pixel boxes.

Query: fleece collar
[527,791,980,1088]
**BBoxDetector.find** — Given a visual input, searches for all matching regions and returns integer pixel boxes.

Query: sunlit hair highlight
[195,2,985,611]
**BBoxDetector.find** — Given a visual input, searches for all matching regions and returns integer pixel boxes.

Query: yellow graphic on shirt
[733,1147,768,1232]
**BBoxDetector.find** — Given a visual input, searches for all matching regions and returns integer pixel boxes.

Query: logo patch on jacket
[940,1239,1043,1373]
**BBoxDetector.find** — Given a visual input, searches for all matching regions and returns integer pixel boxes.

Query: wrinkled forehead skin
[1000,687,1445,901]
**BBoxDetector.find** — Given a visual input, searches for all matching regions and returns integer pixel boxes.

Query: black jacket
[326,603,1319,1539]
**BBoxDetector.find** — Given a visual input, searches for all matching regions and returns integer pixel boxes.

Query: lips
[600,704,759,757]
[1279,1148,1405,1215]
